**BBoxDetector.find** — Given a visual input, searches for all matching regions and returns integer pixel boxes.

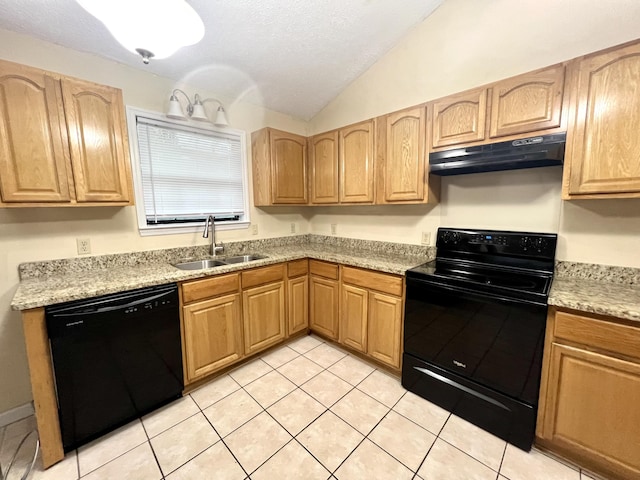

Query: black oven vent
[429,133,566,176]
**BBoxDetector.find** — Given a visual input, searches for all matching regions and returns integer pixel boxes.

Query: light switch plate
[330,224,337,235]
[251,224,258,235]
[290,222,297,234]
[421,231,431,246]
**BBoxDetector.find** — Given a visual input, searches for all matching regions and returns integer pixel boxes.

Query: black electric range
[402,227,557,451]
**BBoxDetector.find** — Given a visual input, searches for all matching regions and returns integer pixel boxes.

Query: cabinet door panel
[541,343,640,478]
[310,131,339,204]
[309,276,339,339]
[340,284,368,352]
[490,65,565,138]
[384,107,426,202]
[367,292,403,368]
[243,281,286,355]
[182,293,243,383]
[567,43,640,195]
[431,89,487,148]
[270,130,307,204]
[288,275,308,336]
[62,78,131,202]
[0,62,71,202]
[340,121,374,203]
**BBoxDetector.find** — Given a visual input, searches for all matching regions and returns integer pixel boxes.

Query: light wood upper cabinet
[310,131,339,204]
[61,78,131,203]
[182,293,243,384]
[490,65,565,138]
[0,59,133,207]
[0,62,71,203]
[564,41,640,198]
[339,120,375,203]
[379,106,438,204]
[252,127,308,206]
[537,308,640,480]
[242,280,286,355]
[431,88,487,148]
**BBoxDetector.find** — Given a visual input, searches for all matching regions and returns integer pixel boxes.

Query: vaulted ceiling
[0,0,443,119]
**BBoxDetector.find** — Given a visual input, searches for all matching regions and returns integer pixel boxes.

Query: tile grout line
[197,392,252,479]
[139,417,167,480]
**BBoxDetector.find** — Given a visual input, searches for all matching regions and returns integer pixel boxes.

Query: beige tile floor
[0,335,605,480]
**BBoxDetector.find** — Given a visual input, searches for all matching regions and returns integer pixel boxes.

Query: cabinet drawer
[241,263,285,289]
[181,273,240,304]
[342,266,403,297]
[555,310,640,361]
[309,260,339,280]
[288,259,308,278]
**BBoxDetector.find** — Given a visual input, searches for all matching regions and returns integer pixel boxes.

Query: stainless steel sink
[173,254,268,270]
[173,259,227,270]
[222,254,268,264]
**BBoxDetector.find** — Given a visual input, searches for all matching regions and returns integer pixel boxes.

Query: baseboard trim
[0,402,34,428]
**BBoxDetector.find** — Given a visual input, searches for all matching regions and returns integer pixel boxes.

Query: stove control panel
[437,228,557,259]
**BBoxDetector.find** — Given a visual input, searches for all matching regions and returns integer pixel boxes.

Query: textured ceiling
[0,0,443,120]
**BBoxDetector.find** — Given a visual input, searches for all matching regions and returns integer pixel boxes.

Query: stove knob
[520,236,530,251]
[441,231,458,244]
[533,237,547,253]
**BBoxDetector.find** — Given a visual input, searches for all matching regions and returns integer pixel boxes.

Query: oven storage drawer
[402,353,537,450]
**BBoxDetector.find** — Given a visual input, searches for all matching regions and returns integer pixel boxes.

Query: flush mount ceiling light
[167,89,229,127]
[76,0,204,63]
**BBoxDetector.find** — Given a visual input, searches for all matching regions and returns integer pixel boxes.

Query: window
[127,107,249,235]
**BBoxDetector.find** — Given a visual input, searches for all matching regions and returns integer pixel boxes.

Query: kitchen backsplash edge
[18,235,435,280]
[555,261,640,285]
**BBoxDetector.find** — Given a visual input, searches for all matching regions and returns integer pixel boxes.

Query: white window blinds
[136,117,244,224]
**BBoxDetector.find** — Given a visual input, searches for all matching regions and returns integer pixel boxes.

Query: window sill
[139,221,250,237]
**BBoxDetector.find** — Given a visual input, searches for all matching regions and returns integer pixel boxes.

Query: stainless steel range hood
[429,133,566,176]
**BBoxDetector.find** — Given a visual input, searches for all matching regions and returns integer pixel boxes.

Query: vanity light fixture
[76,0,205,63]
[167,90,229,127]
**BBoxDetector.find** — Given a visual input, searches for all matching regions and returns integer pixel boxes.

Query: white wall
[0,28,312,414]
[308,0,640,268]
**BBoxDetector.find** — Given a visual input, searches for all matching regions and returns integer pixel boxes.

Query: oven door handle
[406,277,546,307]
[413,366,512,411]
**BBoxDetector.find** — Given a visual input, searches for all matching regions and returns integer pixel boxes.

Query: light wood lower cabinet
[287,259,309,336]
[537,308,640,480]
[242,281,286,355]
[367,292,403,368]
[309,275,340,340]
[182,293,243,383]
[340,284,368,352]
[340,266,404,369]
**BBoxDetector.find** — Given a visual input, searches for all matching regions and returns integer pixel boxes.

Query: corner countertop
[11,243,431,311]
[548,276,640,323]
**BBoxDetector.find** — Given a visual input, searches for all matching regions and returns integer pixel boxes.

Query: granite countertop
[11,242,431,311]
[549,276,640,323]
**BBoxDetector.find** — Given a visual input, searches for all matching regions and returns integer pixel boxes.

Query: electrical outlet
[330,224,337,235]
[421,231,431,246]
[290,222,297,234]
[76,238,91,255]
[251,224,258,235]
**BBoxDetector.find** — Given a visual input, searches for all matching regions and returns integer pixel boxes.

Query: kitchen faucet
[203,215,224,256]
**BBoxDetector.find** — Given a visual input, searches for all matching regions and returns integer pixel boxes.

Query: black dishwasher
[46,283,183,451]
